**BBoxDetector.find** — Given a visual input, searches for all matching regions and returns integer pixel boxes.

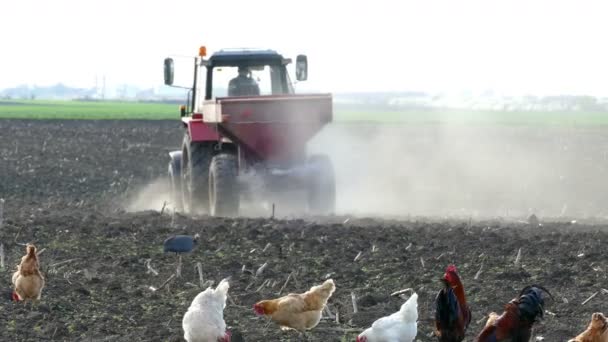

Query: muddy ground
[0,119,607,342]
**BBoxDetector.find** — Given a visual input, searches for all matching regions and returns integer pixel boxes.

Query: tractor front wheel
[181,134,212,215]
[307,154,336,215]
[209,153,239,217]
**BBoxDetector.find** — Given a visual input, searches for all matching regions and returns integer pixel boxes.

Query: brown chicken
[12,243,45,302]
[568,312,608,342]
[252,279,335,331]
[475,285,553,342]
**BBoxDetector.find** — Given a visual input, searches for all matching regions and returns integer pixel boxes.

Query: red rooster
[434,264,471,341]
[475,285,553,342]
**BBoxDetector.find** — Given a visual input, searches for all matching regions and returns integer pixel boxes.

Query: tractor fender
[181,117,220,142]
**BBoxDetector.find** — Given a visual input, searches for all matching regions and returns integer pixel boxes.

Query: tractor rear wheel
[181,134,212,215]
[209,153,239,217]
[168,155,183,212]
[307,154,336,215]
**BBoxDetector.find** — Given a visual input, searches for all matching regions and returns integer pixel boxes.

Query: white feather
[358,292,418,342]
[182,278,230,342]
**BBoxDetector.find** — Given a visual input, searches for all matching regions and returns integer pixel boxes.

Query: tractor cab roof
[207,48,288,67]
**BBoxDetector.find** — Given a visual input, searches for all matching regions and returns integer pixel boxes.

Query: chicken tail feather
[216,278,230,296]
[435,278,460,328]
[399,292,418,322]
[518,285,551,323]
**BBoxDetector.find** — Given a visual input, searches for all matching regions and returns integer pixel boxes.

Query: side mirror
[164,58,174,85]
[296,54,308,81]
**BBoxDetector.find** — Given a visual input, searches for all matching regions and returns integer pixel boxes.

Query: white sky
[2,0,607,96]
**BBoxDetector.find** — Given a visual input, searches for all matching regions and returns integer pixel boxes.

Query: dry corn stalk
[354,251,363,262]
[582,291,599,305]
[0,243,4,270]
[196,262,204,287]
[514,248,522,266]
[256,262,268,278]
[474,260,484,280]
[0,198,4,228]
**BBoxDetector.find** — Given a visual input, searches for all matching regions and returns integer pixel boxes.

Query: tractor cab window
[195,63,207,108]
[211,64,286,98]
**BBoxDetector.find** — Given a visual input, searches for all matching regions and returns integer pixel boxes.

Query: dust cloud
[308,121,608,220]
[122,173,305,218]
[123,177,175,213]
[123,121,608,221]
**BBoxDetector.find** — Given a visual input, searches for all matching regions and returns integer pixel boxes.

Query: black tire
[168,155,184,212]
[181,134,213,215]
[209,153,239,217]
[307,154,336,215]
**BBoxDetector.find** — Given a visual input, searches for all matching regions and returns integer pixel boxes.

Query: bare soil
[0,119,606,342]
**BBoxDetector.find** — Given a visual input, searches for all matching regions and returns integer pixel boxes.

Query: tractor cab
[164,47,309,116]
[203,49,299,99]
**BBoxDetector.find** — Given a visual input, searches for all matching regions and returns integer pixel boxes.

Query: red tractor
[163,46,335,217]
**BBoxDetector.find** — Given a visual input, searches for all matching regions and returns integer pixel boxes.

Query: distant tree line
[2,84,607,112]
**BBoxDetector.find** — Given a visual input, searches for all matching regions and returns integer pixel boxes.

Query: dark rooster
[475,285,553,342]
[434,264,471,341]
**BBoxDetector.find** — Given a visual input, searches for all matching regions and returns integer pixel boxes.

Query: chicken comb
[445,264,458,273]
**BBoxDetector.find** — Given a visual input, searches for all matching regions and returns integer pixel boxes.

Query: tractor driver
[228,66,260,96]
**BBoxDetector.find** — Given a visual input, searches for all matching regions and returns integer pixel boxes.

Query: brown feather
[13,243,45,301]
[254,279,336,331]
[569,313,608,342]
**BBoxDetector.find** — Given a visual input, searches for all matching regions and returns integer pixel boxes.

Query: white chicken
[356,292,418,342]
[182,278,231,342]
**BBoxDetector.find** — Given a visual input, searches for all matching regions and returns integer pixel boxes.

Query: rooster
[182,278,231,342]
[356,292,418,342]
[12,243,45,302]
[568,312,608,342]
[253,279,335,331]
[475,285,553,342]
[434,264,471,341]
